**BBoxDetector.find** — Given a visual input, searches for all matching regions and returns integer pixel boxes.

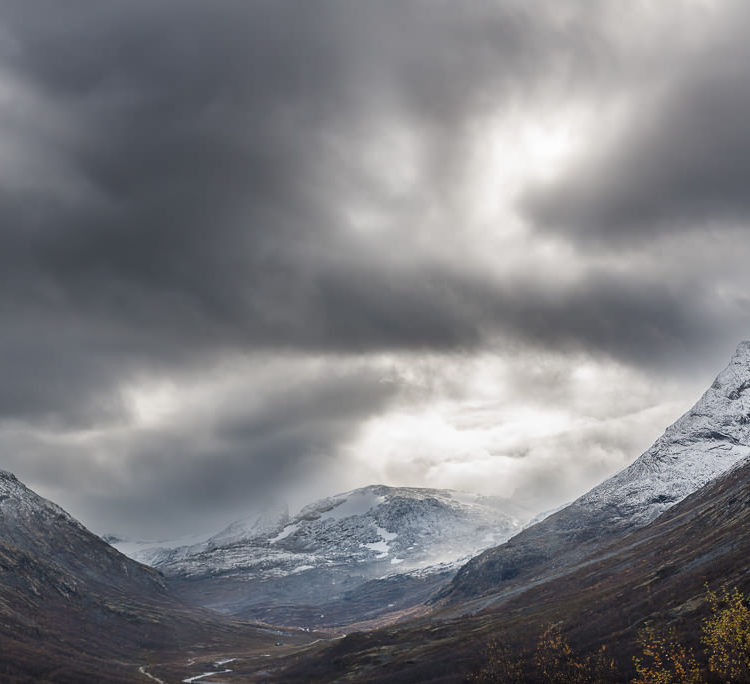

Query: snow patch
[269,522,300,544]
[364,539,389,553]
[320,490,385,521]
[363,525,398,558]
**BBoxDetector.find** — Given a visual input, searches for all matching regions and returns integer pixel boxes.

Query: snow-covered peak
[0,469,82,531]
[575,340,750,525]
[269,484,526,570]
[449,342,750,599]
[730,339,750,362]
[0,469,18,482]
[300,487,386,522]
[685,339,750,411]
[122,484,529,582]
[0,469,27,498]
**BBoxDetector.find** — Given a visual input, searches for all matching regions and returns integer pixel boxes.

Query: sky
[1,0,750,539]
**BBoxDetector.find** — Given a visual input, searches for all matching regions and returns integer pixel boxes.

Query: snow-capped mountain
[115,485,528,626]
[0,469,86,541]
[280,458,750,682]
[449,341,750,598]
[130,485,526,578]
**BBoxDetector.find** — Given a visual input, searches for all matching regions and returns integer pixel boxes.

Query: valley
[0,342,749,681]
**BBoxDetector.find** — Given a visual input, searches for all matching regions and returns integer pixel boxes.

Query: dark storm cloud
[524,3,750,242]
[2,364,397,537]
[2,0,750,539]
[0,1,636,396]
[105,368,397,535]
[0,0,638,425]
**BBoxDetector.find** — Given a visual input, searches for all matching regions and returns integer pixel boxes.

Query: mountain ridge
[447,340,750,598]
[274,454,750,682]
[116,483,529,628]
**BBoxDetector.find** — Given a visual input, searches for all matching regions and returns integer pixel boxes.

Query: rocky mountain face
[448,341,750,599]
[117,485,528,627]
[0,469,167,597]
[0,470,306,682]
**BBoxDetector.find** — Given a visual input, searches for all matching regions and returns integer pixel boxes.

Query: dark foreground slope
[0,471,308,683]
[447,341,750,600]
[273,457,750,682]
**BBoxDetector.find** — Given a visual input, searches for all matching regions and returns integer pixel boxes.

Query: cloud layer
[1,1,749,535]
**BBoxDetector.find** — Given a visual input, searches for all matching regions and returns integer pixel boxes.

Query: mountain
[273,455,750,682]
[4,338,748,682]
[447,340,750,599]
[116,485,529,628]
[0,469,167,597]
[0,470,309,682]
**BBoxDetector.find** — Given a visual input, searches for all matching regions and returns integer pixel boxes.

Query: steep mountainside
[0,470,167,597]
[448,341,750,599]
[0,470,308,682]
[273,456,750,682]
[119,485,528,628]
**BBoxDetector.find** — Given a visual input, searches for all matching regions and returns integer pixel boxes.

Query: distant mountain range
[112,485,530,628]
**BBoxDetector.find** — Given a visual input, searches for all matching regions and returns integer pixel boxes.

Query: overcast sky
[1,0,749,539]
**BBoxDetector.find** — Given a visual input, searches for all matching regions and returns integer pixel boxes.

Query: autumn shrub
[469,622,618,683]
[632,627,702,684]
[535,623,618,683]
[702,586,750,683]
[466,636,524,682]
[534,623,588,682]
[468,586,750,683]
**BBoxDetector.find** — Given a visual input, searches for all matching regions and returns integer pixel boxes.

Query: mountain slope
[448,341,750,599]
[0,469,168,597]
[272,456,750,682]
[121,485,528,628]
[0,470,307,682]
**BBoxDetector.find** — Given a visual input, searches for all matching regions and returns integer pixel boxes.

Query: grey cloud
[1,0,749,537]
[0,0,630,424]
[523,3,750,241]
[495,273,718,370]
[4,365,397,537]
